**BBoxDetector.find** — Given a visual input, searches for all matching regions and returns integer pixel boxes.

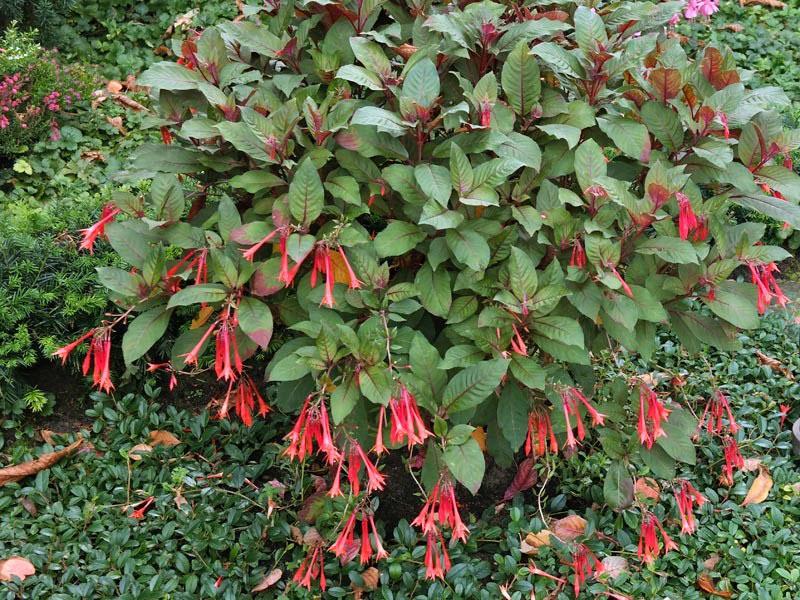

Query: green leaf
[597,116,651,162]
[167,284,228,308]
[138,62,205,90]
[335,64,384,90]
[640,101,683,151]
[446,229,490,271]
[415,163,452,206]
[507,247,538,299]
[122,307,172,365]
[532,315,584,347]
[509,355,546,390]
[374,221,427,257]
[730,193,800,229]
[444,359,509,413]
[351,107,408,137]
[497,382,529,451]
[443,438,485,495]
[237,297,273,348]
[574,6,608,54]
[403,58,440,108]
[132,144,202,173]
[656,408,697,466]
[289,158,324,226]
[636,237,697,264]
[416,264,452,317]
[501,40,540,117]
[449,144,474,196]
[149,174,185,223]
[96,267,143,297]
[360,364,392,405]
[331,375,360,424]
[229,171,284,193]
[603,461,634,509]
[703,280,759,329]
[537,124,581,149]
[574,139,607,196]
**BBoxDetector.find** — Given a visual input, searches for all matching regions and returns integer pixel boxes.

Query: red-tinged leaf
[649,68,681,103]
[503,457,537,501]
[701,48,724,84]
[552,515,587,541]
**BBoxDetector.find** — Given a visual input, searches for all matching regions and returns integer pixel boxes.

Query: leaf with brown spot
[149,430,181,447]
[0,557,35,582]
[741,467,772,506]
[128,443,153,461]
[634,477,660,501]
[19,496,37,516]
[552,515,586,541]
[0,437,85,487]
[697,572,733,598]
[251,568,282,593]
[601,556,628,579]
[191,305,215,329]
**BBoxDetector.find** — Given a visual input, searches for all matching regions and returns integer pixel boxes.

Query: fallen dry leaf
[0,557,35,582]
[174,493,188,509]
[721,23,744,32]
[697,572,733,598]
[755,350,794,379]
[149,430,181,447]
[634,477,661,501]
[703,554,721,570]
[113,94,148,112]
[740,0,786,7]
[128,443,153,461]
[0,437,84,487]
[164,8,199,38]
[19,496,37,516]
[302,527,323,546]
[80,150,106,163]
[471,426,487,452]
[251,568,282,593]
[601,556,629,579]
[106,116,126,134]
[741,466,773,506]
[290,525,303,544]
[353,566,380,597]
[741,457,762,472]
[40,430,68,445]
[552,515,587,541]
[521,530,552,555]
[106,80,123,94]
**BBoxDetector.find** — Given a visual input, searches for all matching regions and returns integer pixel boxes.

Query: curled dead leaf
[521,530,552,555]
[0,437,85,487]
[392,44,417,60]
[113,94,148,112]
[353,566,380,597]
[106,116,126,134]
[697,572,733,598]
[721,23,744,32]
[289,525,303,544]
[634,477,661,501]
[106,80,123,94]
[174,493,188,509]
[601,555,629,579]
[80,150,106,163]
[251,568,282,593]
[755,350,794,379]
[740,0,786,7]
[128,443,153,461]
[552,515,586,541]
[0,557,35,582]
[149,430,181,447]
[741,466,772,506]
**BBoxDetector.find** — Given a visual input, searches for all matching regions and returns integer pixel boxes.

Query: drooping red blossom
[346,440,386,494]
[748,262,789,314]
[423,531,451,580]
[637,383,670,449]
[718,111,729,139]
[52,329,95,365]
[676,192,698,240]
[720,436,744,486]
[214,314,242,381]
[570,544,604,597]
[412,477,469,544]
[560,386,605,449]
[311,245,336,307]
[699,389,739,435]
[337,245,362,289]
[330,509,389,565]
[130,496,155,520]
[146,362,178,391]
[160,125,173,145]
[165,248,209,289]
[691,215,709,241]
[569,238,587,269]
[218,374,270,426]
[637,511,677,564]
[292,546,326,591]
[241,227,279,262]
[510,323,528,356]
[608,263,633,298]
[674,479,706,535]
[779,404,790,428]
[525,407,559,457]
[284,395,340,464]
[385,384,431,449]
[80,329,114,393]
[79,203,121,254]
[329,512,358,558]
[477,99,492,127]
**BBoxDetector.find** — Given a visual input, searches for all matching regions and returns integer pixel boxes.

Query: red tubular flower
[525,407,559,457]
[160,126,172,145]
[310,246,336,307]
[569,238,587,269]
[779,404,790,428]
[214,316,242,382]
[412,478,469,543]
[388,385,432,449]
[283,395,340,464]
[353,441,386,493]
[79,203,121,254]
[369,514,389,560]
[560,386,605,450]
[241,228,278,262]
[510,324,528,356]
[82,329,114,393]
[718,111,730,139]
[330,512,358,558]
[373,405,387,455]
[130,496,155,519]
[749,262,788,314]
[570,544,604,597]
[359,517,373,564]
[637,383,670,449]
[721,436,744,486]
[608,264,633,298]
[691,215,709,242]
[477,100,492,127]
[423,531,451,580]
[337,245,362,289]
[180,319,219,368]
[699,389,739,435]
[218,374,270,426]
[292,546,326,591]
[676,192,698,240]
[637,511,677,565]
[674,479,706,535]
[52,329,95,365]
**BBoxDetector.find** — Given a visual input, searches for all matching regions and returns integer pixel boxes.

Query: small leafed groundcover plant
[55,0,800,594]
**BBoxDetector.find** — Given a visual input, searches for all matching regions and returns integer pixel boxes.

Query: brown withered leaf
[0,437,84,487]
[755,350,794,379]
[251,568,282,593]
[80,150,106,163]
[19,496,37,516]
[601,556,629,579]
[106,80,123,94]
[552,515,586,541]
[191,305,215,329]
[697,572,733,598]
[740,0,786,7]
[520,530,552,555]
[128,443,153,461]
[289,526,303,544]
[392,44,417,60]
[302,527,324,546]
[353,566,380,597]
[721,23,744,32]
[703,554,721,570]
[471,426,487,452]
[113,94,148,112]
[174,493,188,509]
[0,557,35,582]
[106,116,126,134]
[741,457,762,472]
[149,430,181,447]
[741,467,772,506]
[163,8,198,38]
[634,477,661,501]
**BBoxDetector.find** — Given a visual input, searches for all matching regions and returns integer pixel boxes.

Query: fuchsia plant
[56,0,800,592]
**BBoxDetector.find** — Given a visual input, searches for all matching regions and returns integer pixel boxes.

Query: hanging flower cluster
[637,382,670,449]
[374,384,431,453]
[721,436,745,486]
[674,479,706,535]
[637,511,678,564]
[329,508,388,565]
[79,203,121,254]
[748,262,788,314]
[284,395,340,464]
[570,544,604,597]
[412,477,469,579]
[328,439,386,496]
[700,389,739,435]
[560,386,606,449]
[524,407,558,458]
